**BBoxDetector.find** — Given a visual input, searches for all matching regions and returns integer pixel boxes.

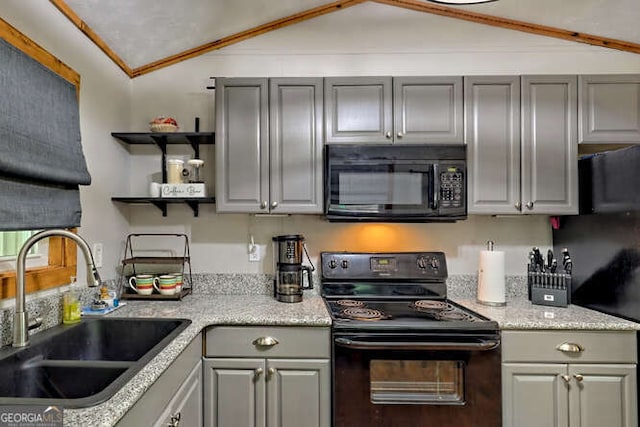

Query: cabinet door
[325,76,392,144]
[203,358,266,427]
[521,75,578,215]
[266,359,330,427]
[579,74,640,143]
[503,363,569,427]
[215,78,269,212]
[465,76,521,214]
[270,78,324,213]
[568,364,637,427]
[154,361,203,427]
[393,76,463,144]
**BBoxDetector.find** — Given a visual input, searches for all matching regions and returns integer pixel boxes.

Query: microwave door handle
[335,337,499,352]
[431,164,439,210]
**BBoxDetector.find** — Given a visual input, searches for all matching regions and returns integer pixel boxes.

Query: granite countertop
[63,294,331,427]
[62,290,639,426]
[457,297,640,331]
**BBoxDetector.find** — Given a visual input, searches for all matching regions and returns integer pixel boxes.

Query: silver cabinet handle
[252,336,279,347]
[561,375,571,384]
[267,367,277,379]
[574,374,584,382]
[515,202,522,211]
[556,342,584,353]
[526,201,534,209]
[254,368,264,378]
[397,132,403,139]
[260,201,268,209]
[270,201,278,209]
[169,412,181,427]
[385,131,392,139]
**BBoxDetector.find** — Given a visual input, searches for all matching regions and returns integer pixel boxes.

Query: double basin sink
[0,317,190,408]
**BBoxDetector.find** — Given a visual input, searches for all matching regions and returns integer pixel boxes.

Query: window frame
[0,18,81,299]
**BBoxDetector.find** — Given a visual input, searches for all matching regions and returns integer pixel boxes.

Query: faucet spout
[13,229,102,348]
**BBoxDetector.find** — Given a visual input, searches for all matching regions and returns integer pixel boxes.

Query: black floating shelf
[111,197,215,217]
[111,132,214,146]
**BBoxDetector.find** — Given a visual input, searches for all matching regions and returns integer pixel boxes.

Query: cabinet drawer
[205,326,330,358]
[502,330,637,363]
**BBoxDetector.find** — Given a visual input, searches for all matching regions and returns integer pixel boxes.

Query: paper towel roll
[477,250,506,306]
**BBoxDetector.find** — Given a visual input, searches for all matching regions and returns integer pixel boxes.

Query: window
[0,230,44,273]
[0,18,80,300]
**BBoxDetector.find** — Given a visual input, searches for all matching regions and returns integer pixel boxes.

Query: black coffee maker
[272,235,314,303]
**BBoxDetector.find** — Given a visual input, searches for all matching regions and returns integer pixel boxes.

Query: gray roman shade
[0,38,91,231]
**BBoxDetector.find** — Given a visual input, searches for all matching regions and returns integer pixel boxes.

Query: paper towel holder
[477,240,507,306]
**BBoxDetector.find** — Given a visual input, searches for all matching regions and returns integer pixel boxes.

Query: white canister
[166,159,184,184]
[477,240,506,306]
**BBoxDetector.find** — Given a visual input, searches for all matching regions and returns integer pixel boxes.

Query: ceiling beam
[49,0,134,77]
[373,0,640,55]
[131,0,368,77]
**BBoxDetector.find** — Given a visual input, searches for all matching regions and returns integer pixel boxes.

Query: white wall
[2,2,132,283]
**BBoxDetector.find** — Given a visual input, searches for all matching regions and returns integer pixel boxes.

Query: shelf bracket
[185,200,200,217]
[185,135,200,158]
[150,200,168,217]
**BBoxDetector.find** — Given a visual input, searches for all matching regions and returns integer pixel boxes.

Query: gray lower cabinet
[215,77,323,213]
[579,74,640,143]
[117,334,203,427]
[466,75,578,215]
[203,326,331,427]
[502,330,638,427]
[325,76,463,144]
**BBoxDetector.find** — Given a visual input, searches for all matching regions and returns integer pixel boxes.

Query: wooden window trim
[1,18,81,299]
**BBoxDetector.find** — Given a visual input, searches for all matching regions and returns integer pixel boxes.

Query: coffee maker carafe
[272,235,314,303]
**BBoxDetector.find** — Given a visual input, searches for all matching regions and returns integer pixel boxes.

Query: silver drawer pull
[253,336,279,347]
[556,342,584,353]
[574,374,584,382]
[561,375,571,384]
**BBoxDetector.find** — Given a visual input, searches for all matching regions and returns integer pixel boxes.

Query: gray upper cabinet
[325,76,463,144]
[465,76,521,214]
[325,76,392,144]
[466,75,578,215]
[579,74,640,143]
[215,77,323,214]
[521,75,578,215]
[393,76,463,143]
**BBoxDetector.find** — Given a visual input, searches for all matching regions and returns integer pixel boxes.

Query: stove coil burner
[412,300,453,312]
[341,307,386,321]
[435,310,475,322]
[335,299,366,307]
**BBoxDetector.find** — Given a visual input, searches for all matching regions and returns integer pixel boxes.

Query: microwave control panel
[439,166,465,209]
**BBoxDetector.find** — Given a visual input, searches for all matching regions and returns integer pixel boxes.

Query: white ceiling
[62,0,640,71]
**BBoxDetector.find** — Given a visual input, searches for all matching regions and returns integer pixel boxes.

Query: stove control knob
[341,259,349,269]
[417,257,427,269]
[328,259,338,269]
[430,258,440,269]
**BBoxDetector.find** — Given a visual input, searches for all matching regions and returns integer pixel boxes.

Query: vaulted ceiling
[50,0,640,78]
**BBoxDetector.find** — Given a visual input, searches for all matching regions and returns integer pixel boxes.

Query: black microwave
[324,144,467,222]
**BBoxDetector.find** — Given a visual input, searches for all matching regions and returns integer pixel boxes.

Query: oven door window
[370,360,465,404]
[328,163,433,215]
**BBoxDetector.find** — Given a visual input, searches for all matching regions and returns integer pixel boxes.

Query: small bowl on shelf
[149,123,178,133]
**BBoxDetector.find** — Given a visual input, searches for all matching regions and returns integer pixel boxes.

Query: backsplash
[0,274,528,347]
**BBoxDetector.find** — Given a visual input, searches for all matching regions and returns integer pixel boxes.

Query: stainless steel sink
[0,317,191,408]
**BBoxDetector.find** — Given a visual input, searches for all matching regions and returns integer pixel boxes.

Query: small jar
[167,159,184,184]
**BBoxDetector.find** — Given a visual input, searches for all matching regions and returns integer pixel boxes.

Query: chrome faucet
[13,229,102,347]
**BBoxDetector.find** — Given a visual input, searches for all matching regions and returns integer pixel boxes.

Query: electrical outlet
[248,244,262,262]
[92,243,103,268]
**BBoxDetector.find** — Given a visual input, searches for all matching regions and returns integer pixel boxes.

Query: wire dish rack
[118,233,193,301]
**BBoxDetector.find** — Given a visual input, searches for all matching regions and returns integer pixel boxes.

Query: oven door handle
[334,337,500,351]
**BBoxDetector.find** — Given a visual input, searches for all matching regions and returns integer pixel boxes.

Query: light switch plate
[92,243,103,268]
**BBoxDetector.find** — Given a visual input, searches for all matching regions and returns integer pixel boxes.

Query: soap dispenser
[63,276,81,324]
